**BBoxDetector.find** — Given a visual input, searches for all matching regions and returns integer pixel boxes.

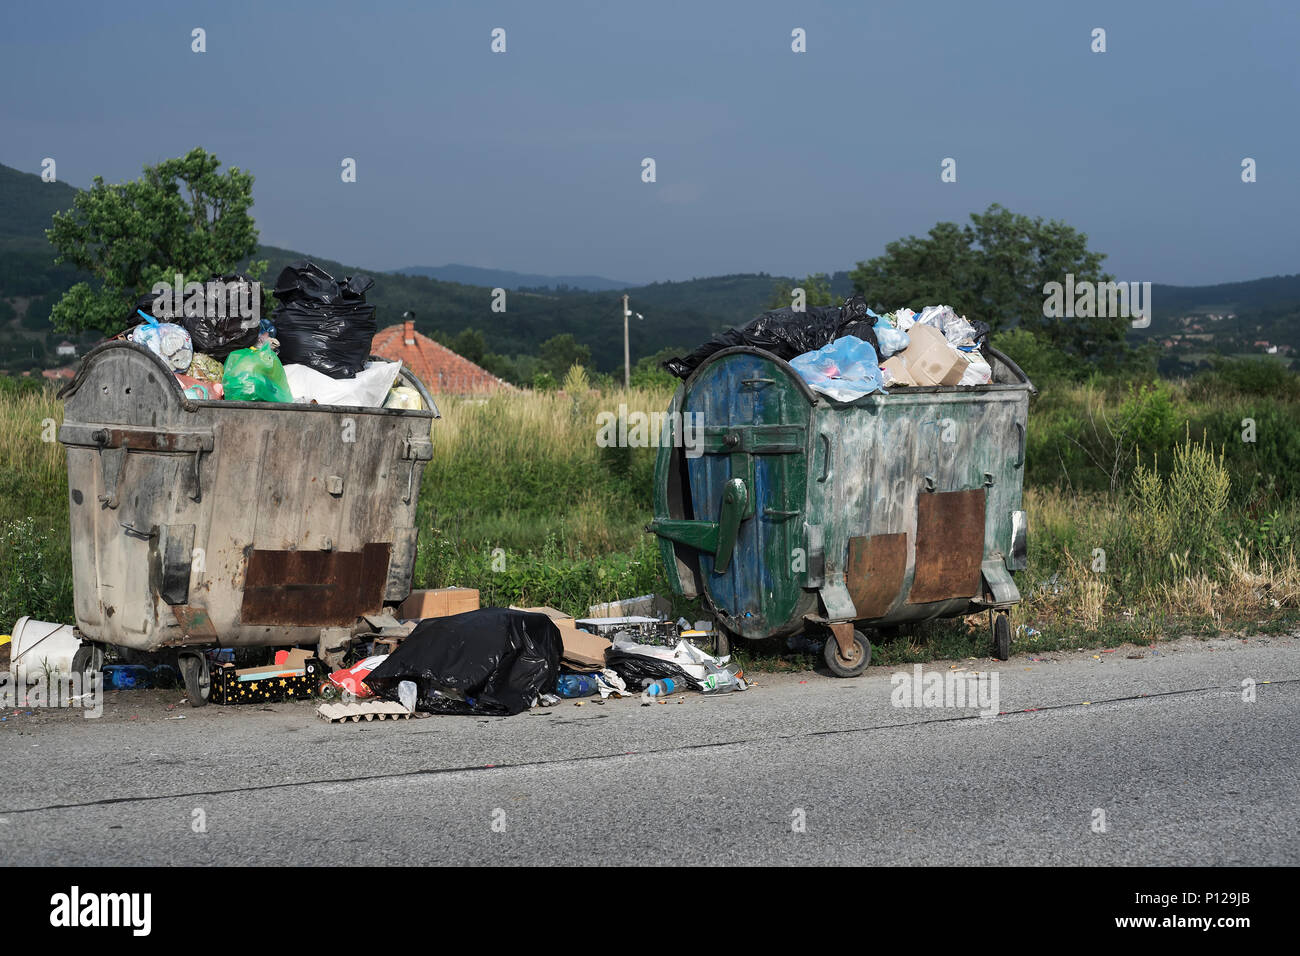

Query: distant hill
[255,246,773,372]
[396,264,631,292]
[2,160,1296,377]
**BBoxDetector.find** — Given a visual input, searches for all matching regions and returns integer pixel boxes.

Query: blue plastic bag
[874,322,910,357]
[790,335,887,402]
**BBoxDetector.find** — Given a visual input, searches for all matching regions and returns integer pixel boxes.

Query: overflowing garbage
[115,261,421,410]
[665,295,996,402]
[55,588,745,717]
[23,581,738,718]
[331,595,743,716]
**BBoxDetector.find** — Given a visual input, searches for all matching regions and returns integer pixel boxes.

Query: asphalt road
[2,632,1297,866]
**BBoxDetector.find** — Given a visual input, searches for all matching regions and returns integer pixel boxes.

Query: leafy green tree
[631,347,680,389]
[851,204,1118,360]
[450,327,487,365]
[539,333,591,379]
[767,273,834,310]
[46,148,265,334]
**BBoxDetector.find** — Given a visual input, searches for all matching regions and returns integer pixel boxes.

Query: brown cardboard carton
[895,324,968,386]
[881,355,917,387]
[398,587,480,620]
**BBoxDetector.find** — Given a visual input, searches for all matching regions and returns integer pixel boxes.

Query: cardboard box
[210,649,324,705]
[887,324,969,387]
[515,606,611,671]
[398,587,480,621]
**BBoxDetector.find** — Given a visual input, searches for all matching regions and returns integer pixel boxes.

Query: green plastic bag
[222,344,293,403]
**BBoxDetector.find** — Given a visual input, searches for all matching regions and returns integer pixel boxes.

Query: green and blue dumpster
[650,345,1034,676]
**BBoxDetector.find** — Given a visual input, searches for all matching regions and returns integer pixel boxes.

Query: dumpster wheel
[70,643,104,680]
[823,628,871,678]
[178,650,211,707]
[992,612,1011,661]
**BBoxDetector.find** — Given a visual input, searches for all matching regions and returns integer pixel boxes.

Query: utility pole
[622,293,631,390]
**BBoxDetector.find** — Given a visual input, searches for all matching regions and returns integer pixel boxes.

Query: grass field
[3,365,1298,666]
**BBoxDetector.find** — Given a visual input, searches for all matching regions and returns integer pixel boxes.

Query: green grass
[2,366,1299,674]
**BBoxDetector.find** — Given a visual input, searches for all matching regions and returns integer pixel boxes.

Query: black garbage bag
[270,260,377,379]
[606,646,702,692]
[663,294,880,379]
[364,608,563,716]
[175,273,261,360]
[128,290,166,325]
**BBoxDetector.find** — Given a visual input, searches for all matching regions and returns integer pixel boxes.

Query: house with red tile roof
[371,320,512,395]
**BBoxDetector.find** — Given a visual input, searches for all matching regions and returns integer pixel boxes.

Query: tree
[631,347,680,389]
[767,272,834,310]
[46,148,265,334]
[538,333,591,379]
[850,204,1119,361]
[450,327,487,364]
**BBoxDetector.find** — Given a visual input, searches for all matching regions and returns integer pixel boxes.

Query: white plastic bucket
[10,617,81,685]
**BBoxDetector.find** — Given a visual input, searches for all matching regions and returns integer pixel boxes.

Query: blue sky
[2,0,1296,285]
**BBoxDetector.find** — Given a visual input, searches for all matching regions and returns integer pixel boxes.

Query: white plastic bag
[131,321,193,371]
[609,638,727,681]
[283,360,404,407]
[959,354,993,386]
[398,680,417,713]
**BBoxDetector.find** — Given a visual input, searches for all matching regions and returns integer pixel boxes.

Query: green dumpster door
[682,352,810,639]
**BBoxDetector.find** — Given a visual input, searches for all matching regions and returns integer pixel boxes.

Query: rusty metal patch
[909,489,985,604]
[846,533,907,619]
[241,543,392,626]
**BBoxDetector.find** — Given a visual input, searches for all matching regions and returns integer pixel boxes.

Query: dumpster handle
[1013,421,1026,468]
[817,433,832,483]
[190,446,204,503]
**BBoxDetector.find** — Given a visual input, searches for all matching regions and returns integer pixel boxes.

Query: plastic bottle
[641,677,682,701]
[555,674,599,699]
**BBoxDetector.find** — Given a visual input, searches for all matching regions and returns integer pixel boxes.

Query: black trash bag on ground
[606,646,702,692]
[663,294,880,379]
[270,260,377,378]
[364,608,563,716]
[175,273,261,360]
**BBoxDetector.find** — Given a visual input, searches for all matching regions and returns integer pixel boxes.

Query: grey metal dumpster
[650,345,1034,676]
[58,340,439,702]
